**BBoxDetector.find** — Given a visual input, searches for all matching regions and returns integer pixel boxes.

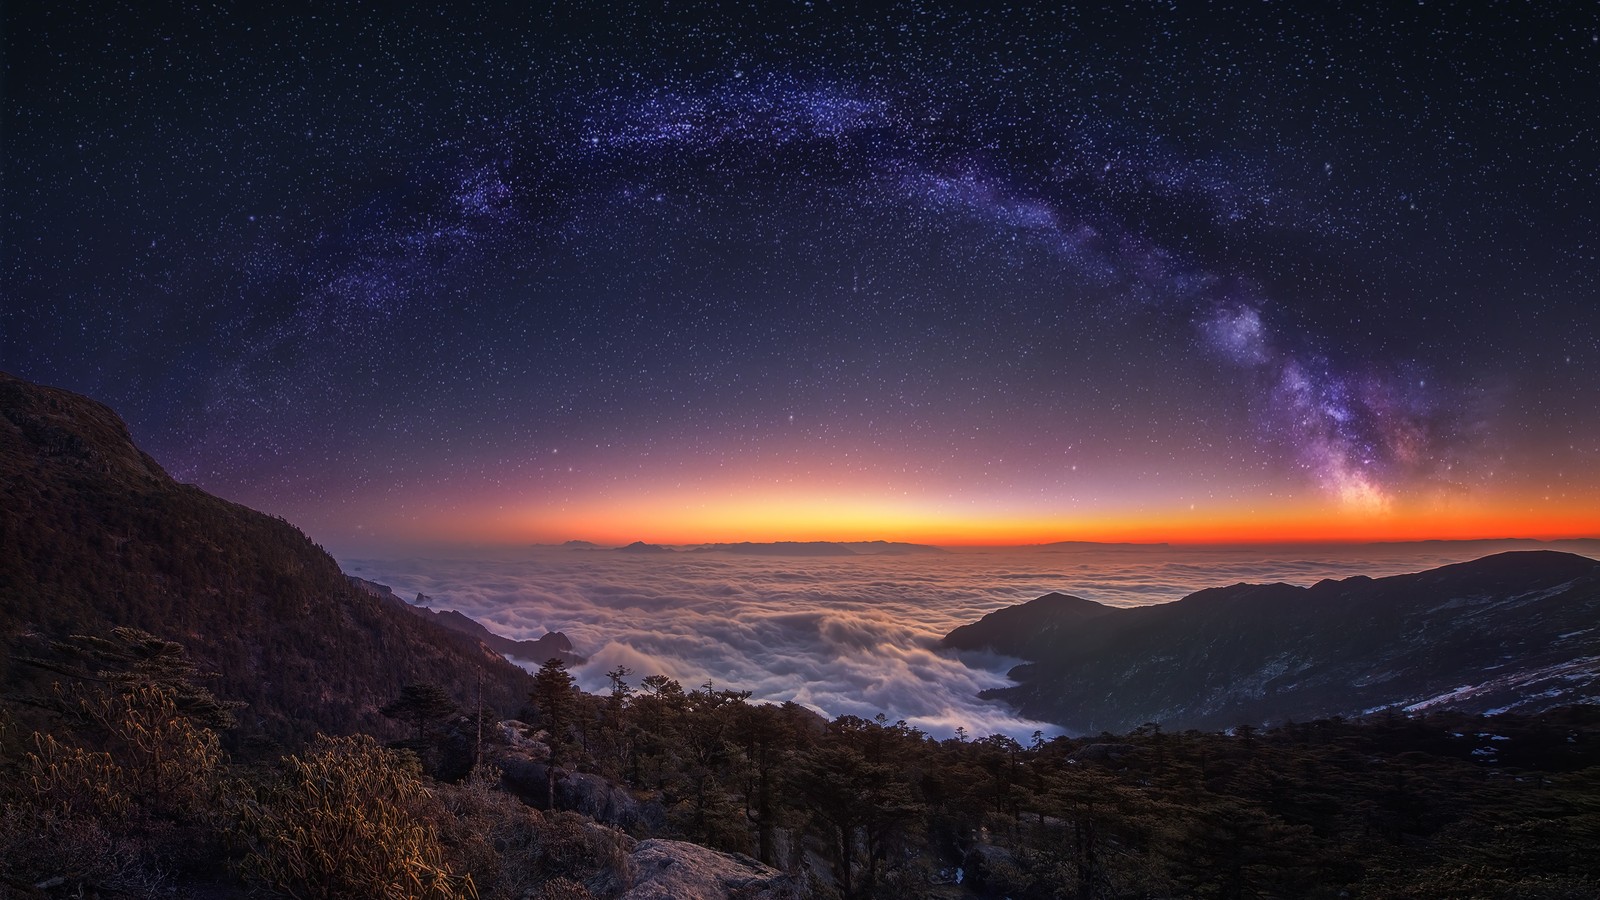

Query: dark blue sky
[5,2,1597,545]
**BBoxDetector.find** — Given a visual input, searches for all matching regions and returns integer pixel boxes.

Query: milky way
[5,3,1598,546]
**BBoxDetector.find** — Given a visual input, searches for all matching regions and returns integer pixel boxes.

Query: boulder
[495,752,665,832]
[621,839,799,899]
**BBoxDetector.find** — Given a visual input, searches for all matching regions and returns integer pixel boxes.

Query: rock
[564,772,667,833]
[621,839,799,899]
[494,751,665,832]
[499,720,545,752]
[494,752,551,805]
[960,842,1021,895]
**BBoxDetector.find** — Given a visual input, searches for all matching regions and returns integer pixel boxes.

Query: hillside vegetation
[1,371,536,748]
[3,371,1597,898]
[3,640,1598,898]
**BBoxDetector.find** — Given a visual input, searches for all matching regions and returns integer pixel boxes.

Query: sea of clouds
[340,541,1594,739]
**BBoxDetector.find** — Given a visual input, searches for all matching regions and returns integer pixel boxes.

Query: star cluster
[5,2,1598,547]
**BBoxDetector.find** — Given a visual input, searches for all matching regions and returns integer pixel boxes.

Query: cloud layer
[343,543,1578,739]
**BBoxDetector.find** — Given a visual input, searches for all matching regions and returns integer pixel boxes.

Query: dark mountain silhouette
[1360,537,1600,551]
[347,576,583,666]
[0,371,538,748]
[688,540,945,557]
[615,540,675,553]
[944,550,1600,733]
[1032,540,1170,549]
[692,541,853,557]
[840,540,946,555]
[942,592,1117,661]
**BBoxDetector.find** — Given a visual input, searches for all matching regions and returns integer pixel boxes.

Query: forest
[3,628,1597,899]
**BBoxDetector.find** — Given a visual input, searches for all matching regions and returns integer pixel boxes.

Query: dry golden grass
[236,733,476,900]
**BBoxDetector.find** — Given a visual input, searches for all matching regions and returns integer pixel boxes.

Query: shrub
[1,681,225,895]
[237,733,476,899]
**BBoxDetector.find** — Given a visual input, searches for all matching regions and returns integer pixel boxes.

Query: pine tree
[530,658,578,809]
[380,682,458,744]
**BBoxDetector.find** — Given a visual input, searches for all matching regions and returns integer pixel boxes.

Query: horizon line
[336,534,1600,553]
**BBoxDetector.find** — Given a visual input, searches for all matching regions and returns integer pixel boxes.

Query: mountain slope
[943,592,1117,661]
[943,551,1600,733]
[0,371,537,748]
[348,576,583,666]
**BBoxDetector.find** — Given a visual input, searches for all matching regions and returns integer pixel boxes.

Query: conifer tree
[530,658,578,809]
[381,682,459,744]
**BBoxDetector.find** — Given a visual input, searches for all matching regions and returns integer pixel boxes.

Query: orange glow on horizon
[386,485,1600,548]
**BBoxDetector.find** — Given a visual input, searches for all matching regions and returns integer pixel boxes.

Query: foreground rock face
[621,839,799,900]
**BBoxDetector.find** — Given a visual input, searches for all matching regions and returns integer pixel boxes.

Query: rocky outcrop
[621,839,799,900]
[493,741,666,833]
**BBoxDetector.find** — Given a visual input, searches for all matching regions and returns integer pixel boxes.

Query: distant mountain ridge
[1032,541,1171,549]
[0,371,538,748]
[615,540,676,554]
[346,576,583,666]
[601,540,946,556]
[944,550,1600,733]
[690,540,945,557]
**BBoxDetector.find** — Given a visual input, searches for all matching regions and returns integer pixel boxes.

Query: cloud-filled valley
[340,542,1586,739]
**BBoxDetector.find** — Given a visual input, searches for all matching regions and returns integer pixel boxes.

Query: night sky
[5,2,1598,547]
